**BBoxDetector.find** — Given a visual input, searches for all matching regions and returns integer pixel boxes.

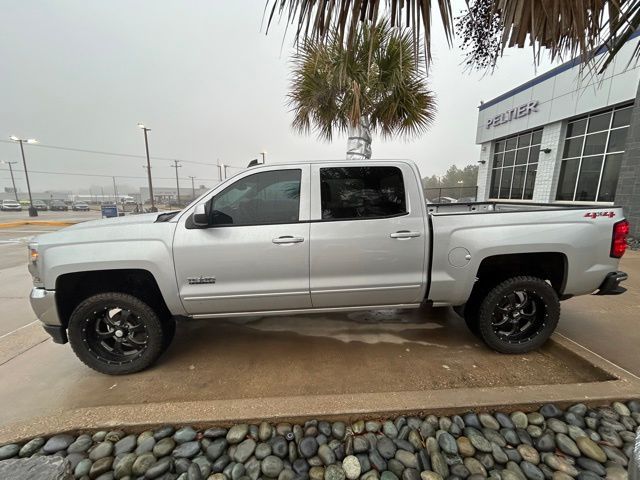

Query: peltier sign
[486,100,539,129]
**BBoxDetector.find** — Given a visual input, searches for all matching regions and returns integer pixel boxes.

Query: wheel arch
[471,252,567,299]
[55,269,172,329]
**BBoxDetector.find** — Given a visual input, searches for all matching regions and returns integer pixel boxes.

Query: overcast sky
[0,0,557,194]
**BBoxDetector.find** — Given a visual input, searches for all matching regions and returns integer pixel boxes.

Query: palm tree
[288,21,436,158]
[264,0,640,71]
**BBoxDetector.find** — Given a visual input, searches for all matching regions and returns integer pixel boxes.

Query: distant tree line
[422,164,478,189]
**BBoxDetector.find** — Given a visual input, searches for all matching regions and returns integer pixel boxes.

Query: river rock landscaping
[0,401,638,480]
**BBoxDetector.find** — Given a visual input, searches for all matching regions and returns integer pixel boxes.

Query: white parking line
[0,320,38,340]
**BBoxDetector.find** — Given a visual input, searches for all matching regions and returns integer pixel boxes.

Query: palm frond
[287,20,436,141]
[265,0,640,71]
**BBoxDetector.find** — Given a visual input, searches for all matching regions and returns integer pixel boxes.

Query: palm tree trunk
[346,116,372,159]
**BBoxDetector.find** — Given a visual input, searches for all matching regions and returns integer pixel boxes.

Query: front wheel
[67,293,166,375]
[477,276,560,354]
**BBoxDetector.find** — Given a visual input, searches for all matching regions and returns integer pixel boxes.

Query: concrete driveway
[0,223,638,440]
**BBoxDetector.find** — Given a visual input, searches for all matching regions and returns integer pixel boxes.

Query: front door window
[209,169,301,226]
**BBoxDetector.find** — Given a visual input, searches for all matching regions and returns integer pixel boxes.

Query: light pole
[9,136,38,217]
[137,123,156,212]
[188,175,196,200]
[112,176,119,203]
[1,161,19,201]
[170,160,182,207]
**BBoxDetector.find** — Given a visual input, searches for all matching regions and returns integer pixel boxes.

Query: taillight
[611,219,629,258]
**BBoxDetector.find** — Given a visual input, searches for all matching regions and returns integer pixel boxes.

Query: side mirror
[192,204,209,226]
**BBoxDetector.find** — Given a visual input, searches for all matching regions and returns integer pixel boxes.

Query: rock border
[0,400,638,480]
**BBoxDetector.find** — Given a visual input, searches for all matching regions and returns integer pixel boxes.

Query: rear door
[309,162,428,307]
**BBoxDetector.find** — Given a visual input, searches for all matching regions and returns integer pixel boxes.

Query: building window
[490,129,542,200]
[556,104,632,202]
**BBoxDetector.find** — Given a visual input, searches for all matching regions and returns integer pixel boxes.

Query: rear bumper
[30,287,67,343]
[595,271,628,295]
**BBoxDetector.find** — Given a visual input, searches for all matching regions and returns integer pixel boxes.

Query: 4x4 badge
[584,211,616,219]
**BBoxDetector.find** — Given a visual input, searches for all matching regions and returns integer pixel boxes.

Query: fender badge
[187,276,216,285]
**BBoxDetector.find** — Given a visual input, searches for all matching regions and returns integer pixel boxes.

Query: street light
[9,136,38,217]
[0,161,19,201]
[137,123,156,212]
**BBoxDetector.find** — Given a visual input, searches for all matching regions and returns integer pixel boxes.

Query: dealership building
[475,32,640,237]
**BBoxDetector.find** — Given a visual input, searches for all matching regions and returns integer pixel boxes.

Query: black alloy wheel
[68,292,166,375]
[82,306,149,364]
[477,276,560,354]
[492,289,545,344]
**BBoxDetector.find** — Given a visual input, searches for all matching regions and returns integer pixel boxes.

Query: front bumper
[595,271,628,295]
[29,287,67,344]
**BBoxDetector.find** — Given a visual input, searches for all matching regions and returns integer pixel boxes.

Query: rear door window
[320,166,406,220]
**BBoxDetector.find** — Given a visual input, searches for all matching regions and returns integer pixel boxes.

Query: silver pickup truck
[28,160,629,374]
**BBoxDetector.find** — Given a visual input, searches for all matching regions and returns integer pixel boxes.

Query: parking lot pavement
[0,209,100,224]
[0,220,638,432]
[558,250,640,378]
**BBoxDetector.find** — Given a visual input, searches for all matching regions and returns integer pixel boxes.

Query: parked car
[1,199,22,211]
[50,200,68,211]
[27,160,629,374]
[33,200,48,211]
[72,202,90,211]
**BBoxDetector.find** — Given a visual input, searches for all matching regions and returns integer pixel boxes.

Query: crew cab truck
[28,160,630,375]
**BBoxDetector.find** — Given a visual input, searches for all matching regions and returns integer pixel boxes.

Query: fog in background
[0,0,556,194]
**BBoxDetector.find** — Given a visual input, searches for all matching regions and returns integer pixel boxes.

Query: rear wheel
[67,292,166,375]
[477,276,560,354]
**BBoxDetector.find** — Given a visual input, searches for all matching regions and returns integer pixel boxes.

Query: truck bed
[426,200,610,215]
[426,201,624,305]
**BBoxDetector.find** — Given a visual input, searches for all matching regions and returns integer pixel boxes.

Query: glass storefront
[489,129,542,200]
[556,104,632,202]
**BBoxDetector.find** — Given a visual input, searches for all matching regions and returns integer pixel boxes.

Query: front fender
[41,239,185,316]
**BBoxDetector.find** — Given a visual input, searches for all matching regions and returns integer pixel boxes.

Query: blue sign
[101,206,118,218]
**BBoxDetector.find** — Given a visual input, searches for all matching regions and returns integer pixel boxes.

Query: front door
[309,163,427,307]
[173,166,311,315]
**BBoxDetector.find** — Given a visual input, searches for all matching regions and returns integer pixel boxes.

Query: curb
[0,220,78,229]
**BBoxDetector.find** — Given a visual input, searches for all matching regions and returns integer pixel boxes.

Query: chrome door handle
[390,231,421,239]
[272,236,305,244]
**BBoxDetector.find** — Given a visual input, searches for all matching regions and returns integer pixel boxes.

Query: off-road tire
[477,276,560,354]
[67,292,165,375]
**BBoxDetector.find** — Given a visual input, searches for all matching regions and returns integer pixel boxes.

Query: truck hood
[64,212,168,231]
[31,212,180,248]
